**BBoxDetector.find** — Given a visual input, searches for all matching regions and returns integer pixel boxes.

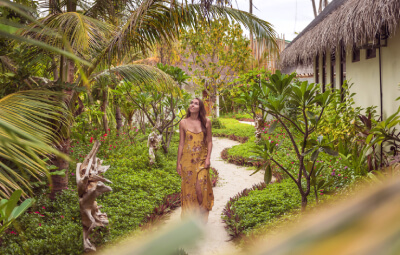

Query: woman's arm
[176,120,185,175]
[205,119,212,168]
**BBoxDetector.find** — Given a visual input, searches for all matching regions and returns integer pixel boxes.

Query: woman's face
[189,99,200,114]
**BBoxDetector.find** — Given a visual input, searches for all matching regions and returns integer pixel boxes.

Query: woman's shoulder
[179,119,186,128]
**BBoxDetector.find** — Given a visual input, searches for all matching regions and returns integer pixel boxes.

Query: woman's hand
[204,158,211,168]
[176,164,182,176]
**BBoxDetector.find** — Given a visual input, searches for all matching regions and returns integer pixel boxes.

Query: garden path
[163,134,274,255]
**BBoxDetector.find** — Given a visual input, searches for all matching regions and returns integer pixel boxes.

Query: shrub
[217,118,352,198]
[212,119,255,141]
[0,131,182,254]
[211,118,225,129]
[222,179,306,238]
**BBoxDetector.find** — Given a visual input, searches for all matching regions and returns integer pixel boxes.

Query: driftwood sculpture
[147,118,162,165]
[254,115,264,143]
[76,141,112,252]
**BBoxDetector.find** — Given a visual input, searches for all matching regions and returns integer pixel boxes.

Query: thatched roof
[281,0,400,67]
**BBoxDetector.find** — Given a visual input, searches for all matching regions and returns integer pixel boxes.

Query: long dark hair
[185,98,207,143]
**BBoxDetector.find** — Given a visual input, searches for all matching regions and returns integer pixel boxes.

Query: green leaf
[49,169,66,177]
[322,146,339,156]
[311,150,320,161]
[317,180,326,189]
[10,198,34,221]
[5,190,22,219]
[47,165,58,170]
[317,135,323,144]
[250,167,263,176]
[264,164,272,184]
[0,31,91,67]
[302,148,314,156]
[268,121,278,134]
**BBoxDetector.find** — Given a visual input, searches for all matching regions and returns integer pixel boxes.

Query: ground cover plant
[212,118,255,143]
[235,177,372,250]
[0,129,183,254]
[222,179,311,238]
[221,112,254,121]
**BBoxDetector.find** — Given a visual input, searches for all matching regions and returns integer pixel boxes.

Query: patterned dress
[180,130,214,221]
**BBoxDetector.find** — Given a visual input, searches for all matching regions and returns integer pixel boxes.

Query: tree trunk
[318,0,323,14]
[67,59,74,83]
[249,0,253,50]
[101,89,109,134]
[128,110,135,127]
[311,0,317,17]
[301,195,308,211]
[51,31,76,199]
[50,138,70,200]
[162,144,168,154]
[74,96,84,117]
[324,0,329,9]
[140,111,146,134]
[67,0,77,12]
[115,105,123,132]
[314,185,319,204]
[52,57,59,81]
[166,126,174,151]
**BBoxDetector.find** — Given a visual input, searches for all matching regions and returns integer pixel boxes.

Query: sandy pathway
[163,135,272,255]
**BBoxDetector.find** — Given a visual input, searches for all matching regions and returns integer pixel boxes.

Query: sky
[232,0,316,41]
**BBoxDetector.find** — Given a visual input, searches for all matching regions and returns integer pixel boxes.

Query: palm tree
[16,0,278,197]
[0,90,70,198]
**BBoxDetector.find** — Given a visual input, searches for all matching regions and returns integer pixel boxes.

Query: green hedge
[212,119,255,140]
[0,131,182,254]
[233,180,302,231]
[223,179,305,237]
[221,112,253,120]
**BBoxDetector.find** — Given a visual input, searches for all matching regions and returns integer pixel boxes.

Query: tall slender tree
[311,0,330,17]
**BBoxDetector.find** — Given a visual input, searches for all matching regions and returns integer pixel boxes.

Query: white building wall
[346,48,381,114]
[381,27,400,118]
[312,26,400,119]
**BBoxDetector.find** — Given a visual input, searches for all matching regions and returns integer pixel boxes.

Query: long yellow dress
[180,130,214,221]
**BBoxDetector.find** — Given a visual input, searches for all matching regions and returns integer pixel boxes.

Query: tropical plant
[0,90,69,198]
[118,80,191,153]
[251,70,337,210]
[180,17,275,116]
[366,105,400,166]
[157,63,190,89]
[232,69,269,121]
[3,0,277,198]
[0,189,34,236]
[317,82,363,146]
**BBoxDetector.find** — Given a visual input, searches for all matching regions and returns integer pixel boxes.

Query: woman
[176,98,214,222]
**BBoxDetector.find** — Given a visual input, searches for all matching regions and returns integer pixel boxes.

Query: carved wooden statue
[147,118,162,165]
[254,115,264,143]
[76,141,112,252]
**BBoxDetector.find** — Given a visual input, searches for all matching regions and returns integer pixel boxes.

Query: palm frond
[0,90,70,198]
[104,0,277,62]
[83,0,133,21]
[23,11,114,56]
[0,0,92,66]
[90,64,178,92]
